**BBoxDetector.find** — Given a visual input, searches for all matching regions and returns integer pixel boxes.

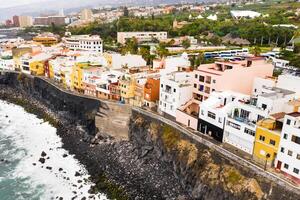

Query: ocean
[0,100,107,200]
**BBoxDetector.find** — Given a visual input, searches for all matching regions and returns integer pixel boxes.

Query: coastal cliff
[0,71,100,134]
[1,71,300,200]
[129,110,300,200]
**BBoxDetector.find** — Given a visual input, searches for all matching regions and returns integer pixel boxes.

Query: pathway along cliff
[0,71,300,200]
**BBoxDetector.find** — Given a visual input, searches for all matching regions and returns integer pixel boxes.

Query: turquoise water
[0,100,107,200]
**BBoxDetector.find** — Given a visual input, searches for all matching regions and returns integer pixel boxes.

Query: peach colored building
[176,58,274,130]
[143,78,160,108]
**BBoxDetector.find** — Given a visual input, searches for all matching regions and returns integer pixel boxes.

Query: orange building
[143,78,160,108]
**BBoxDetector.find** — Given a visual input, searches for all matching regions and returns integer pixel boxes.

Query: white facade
[277,75,300,98]
[275,113,300,181]
[153,53,190,74]
[64,35,103,53]
[199,91,248,134]
[0,57,14,71]
[252,77,276,96]
[159,72,193,117]
[117,32,168,44]
[110,54,146,69]
[224,87,296,154]
[230,10,261,19]
[272,58,290,69]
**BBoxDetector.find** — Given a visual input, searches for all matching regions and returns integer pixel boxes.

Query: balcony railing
[228,114,256,128]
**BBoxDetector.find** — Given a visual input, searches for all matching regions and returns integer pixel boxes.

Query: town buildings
[34,16,65,26]
[176,58,274,132]
[275,112,300,184]
[117,32,168,44]
[64,35,103,53]
[159,72,193,118]
[33,33,60,46]
[19,16,33,27]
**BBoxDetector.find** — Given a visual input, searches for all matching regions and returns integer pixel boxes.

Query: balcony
[228,114,256,128]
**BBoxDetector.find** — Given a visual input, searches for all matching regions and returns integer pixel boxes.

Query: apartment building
[64,35,103,53]
[158,72,193,118]
[176,58,274,131]
[275,112,300,183]
[117,32,168,44]
[19,16,33,27]
[196,91,248,142]
[34,16,65,26]
[224,87,295,154]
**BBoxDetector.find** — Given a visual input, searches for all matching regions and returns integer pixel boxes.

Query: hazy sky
[0,0,48,8]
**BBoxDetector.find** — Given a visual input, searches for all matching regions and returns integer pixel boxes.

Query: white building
[275,112,300,183]
[230,10,261,19]
[277,75,300,98]
[271,58,290,69]
[198,91,248,142]
[107,53,147,69]
[49,56,76,83]
[153,53,190,74]
[0,53,14,71]
[117,32,168,45]
[159,72,193,118]
[64,35,103,53]
[224,87,296,154]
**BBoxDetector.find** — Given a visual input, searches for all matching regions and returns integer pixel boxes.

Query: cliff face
[129,110,299,200]
[0,72,100,134]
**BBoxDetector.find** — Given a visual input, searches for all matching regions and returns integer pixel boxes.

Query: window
[287,119,291,125]
[208,111,216,119]
[283,134,288,139]
[161,84,163,88]
[294,168,299,174]
[240,109,250,119]
[227,121,241,130]
[281,147,285,153]
[262,104,267,110]
[199,85,204,92]
[194,84,197,88]
[244,128,255,136]
[201,110,204,116]
[257,115,264,122]
[173,88,176,93]
[259,135,265,142]
[288,150,293,156]
[195,74,198,79]
[284,163,289,169]
[269,139,276,146]
[218,117,222,123]
[212,79,216,84]
[199,75,205,82]
[297,154,300,160]
[291,135,300,145]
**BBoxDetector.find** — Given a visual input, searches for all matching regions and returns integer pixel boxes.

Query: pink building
[176,57,274,130]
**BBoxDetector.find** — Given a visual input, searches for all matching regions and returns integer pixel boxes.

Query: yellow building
[29,60,46,76]
[71,62,87,92]
[33,34,59,46]
[119,74,136,103]
[253,117,283,167]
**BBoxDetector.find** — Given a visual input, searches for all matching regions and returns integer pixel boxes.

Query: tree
[251,46,262,56]
[139,46,153,65]
[195,52,205,67]
[182,38,191,49]
[122,37,138,54]
[155,42,169,59]
[289,56,300,68]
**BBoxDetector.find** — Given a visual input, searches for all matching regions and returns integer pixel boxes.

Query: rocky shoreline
[0,85,190,200]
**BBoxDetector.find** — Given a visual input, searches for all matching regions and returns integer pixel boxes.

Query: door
[276,161,282,170]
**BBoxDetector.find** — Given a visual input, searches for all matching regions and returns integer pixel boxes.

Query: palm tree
[251,46,261,57]
[155,42,169,59]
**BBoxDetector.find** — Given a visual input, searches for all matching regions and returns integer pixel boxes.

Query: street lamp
[264,153,271,170]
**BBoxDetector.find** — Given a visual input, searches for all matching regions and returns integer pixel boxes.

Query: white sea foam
[0,100,107,200]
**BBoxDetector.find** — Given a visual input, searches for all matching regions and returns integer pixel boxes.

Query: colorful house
[143,77,160,108]
[253,117,283,167]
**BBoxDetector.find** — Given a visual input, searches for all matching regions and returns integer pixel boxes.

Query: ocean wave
[0,100,107,200]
